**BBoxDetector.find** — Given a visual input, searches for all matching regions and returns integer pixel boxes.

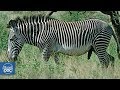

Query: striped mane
[15,15,57,23]
[7,15,57,28]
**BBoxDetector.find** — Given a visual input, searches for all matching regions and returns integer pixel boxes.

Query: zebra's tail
[112,27,120,59]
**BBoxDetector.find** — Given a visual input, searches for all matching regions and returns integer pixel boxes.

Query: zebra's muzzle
[8,56,17,61]
[7,51,17,61]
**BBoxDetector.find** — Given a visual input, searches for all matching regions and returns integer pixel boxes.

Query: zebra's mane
[7,15,59,28]
[14,15,57,23]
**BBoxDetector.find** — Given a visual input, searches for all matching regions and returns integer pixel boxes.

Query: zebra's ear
[7,20,17,28]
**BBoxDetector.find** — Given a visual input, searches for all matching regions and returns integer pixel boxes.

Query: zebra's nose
[7,54,17,61]
[7,50,18,61]
[7,51,12,60]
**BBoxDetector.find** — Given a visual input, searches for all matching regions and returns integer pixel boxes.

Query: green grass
[0,11,120,79]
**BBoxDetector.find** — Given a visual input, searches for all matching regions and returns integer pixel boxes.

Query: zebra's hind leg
[42,48,51,62]
[92,43,111,68]
[109,54,115,68]
[92,33,113,68]
[94,50,110,68]
[54,53,60,64]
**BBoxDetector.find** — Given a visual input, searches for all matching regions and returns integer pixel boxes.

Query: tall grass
[0,11,120,79]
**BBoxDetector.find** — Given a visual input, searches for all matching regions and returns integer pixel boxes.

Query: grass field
[0,11,120,79]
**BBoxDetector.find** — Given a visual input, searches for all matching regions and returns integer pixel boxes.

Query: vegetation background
[0,11,120,79]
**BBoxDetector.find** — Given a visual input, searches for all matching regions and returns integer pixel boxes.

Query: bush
[0,12,9,53]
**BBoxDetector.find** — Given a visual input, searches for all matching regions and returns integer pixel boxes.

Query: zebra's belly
[55,44,91,56]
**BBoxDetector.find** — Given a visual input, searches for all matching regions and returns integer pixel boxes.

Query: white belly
[54,44,91,56]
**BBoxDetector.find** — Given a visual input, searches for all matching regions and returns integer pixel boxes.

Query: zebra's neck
[19,23,49,49]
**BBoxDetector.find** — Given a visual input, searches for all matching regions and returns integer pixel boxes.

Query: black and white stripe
[7,15,120,68]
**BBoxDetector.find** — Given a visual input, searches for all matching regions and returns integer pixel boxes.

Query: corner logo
[2,63,13,74]
[0,62,15,75]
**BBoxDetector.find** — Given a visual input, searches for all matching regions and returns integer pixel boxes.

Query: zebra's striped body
[53,20,106,56]
[7,16,120,68]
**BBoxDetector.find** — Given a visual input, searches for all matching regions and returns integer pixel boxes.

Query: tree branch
[101,11,120,43]
[45,11,57,17]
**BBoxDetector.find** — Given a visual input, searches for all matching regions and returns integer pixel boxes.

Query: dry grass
[0,37,120,79]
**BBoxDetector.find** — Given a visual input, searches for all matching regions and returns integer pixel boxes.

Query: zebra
[7,15,120,68]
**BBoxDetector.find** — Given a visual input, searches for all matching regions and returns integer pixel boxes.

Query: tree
[45,11,57,17]
[101,11,120,44]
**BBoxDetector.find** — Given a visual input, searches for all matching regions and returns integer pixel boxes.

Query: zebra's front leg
[54,53,59,64]
[42,48,51,62]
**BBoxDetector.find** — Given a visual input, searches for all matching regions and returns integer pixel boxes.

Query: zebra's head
[7,20,24,61]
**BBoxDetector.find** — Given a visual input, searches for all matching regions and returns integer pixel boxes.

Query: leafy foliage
[0,12,9,53]
[56,11,110,23]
